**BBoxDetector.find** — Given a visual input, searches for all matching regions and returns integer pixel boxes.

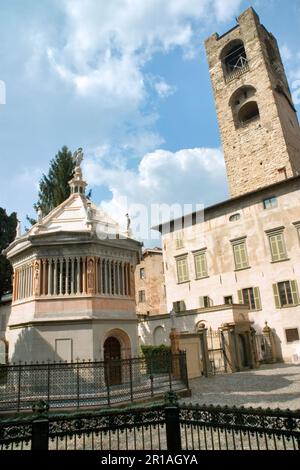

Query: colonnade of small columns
[13,257,133,301]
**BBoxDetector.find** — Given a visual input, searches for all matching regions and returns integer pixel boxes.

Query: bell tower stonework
[205,7,300,198]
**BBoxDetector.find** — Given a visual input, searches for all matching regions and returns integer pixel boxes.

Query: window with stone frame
[224,295,233,305]
[294,222,300,245]
[231,238,249,270]
[140,267,145,279]
[194,250,208,279]
[267,229,288,262]
[176,256,189,284]
[199,296,213,309]
[175,234,184,250]
[173,300,186,313]
[138,290,146,303]
[263,196,278,210]
[238,287,262,311]
[273,281,300,308]
[285,328,300,343]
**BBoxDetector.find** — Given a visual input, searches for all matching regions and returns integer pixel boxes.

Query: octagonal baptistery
[4,163,142,363]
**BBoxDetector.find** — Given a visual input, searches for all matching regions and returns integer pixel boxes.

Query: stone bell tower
[205,7,300,198]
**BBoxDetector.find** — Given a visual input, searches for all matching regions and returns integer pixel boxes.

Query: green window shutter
[272,283,281,308]
[195,252,208,278]
[237,290,243,304]
[269,233,287,261]
[177,258,189,283]
[290,280,300,305]
[233,245,242,270]
[233,242,248,270]
[199,296,205,308]
[179,300,186,312]
[253,287,262,310]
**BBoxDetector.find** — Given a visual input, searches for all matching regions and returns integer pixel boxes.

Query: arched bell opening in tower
[220,39,248,78]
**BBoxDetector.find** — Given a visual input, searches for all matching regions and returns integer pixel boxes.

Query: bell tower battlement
[205,7,300,198]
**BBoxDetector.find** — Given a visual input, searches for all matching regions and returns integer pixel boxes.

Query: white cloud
[280,44,292,62]
[46,0,243,107]
[154,79,176,98]
[84,146,228,241]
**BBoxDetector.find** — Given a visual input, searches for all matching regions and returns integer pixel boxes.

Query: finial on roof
[37,207,43,224]
[125,213,132,237]
[72,147,84,168]
[15,219,21,239]
[69,147,87,196]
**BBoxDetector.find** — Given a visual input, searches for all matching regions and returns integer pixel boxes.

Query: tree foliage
[0,209,17,297]
[28,146,76,224]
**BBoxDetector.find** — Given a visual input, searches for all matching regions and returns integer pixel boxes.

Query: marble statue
[72,147,84,168]
[16,220,21,239]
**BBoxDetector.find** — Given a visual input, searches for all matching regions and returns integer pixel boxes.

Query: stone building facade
[135,248,167,317]
[154,177,300,363]
[1,157,142,363]
[140,7,300,367]
[205,7,300,197]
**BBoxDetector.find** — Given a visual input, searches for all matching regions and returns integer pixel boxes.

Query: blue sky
[0,0,300,244]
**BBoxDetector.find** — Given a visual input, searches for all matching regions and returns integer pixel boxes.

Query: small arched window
[229,86,260,128]
[238,101,260,125]
[221,40,248,78]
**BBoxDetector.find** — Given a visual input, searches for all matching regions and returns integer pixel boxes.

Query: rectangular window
[176,257,189,283]
[268,231,287,262]
[263,197,278,210]
[232,239,249,270]
[285,328,300,343]
[140,268,145,279]
[238,287,261,311]
[224,296,233,305]
[273,281,300,308]
[175,232,184,250]
[139,290,146,303]
[194,251,208,279]
[199,296,213,308]
[173,300,186,313]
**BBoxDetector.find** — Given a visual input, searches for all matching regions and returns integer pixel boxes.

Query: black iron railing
[0,353,188,413]
[1,394,299,451]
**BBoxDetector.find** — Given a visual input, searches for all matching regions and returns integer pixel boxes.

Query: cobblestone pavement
[181,364,300,410]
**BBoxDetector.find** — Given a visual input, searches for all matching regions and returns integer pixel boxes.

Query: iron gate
[207,328,228,375]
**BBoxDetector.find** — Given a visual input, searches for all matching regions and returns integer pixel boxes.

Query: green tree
[27,146,76,225]
[0,208,17,297]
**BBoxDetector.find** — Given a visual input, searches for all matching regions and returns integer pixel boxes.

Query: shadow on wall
[11,328,62,363]
[273,329,284,362]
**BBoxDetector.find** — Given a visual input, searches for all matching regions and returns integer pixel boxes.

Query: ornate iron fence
[0,352,189,413]
[1,394,299,451]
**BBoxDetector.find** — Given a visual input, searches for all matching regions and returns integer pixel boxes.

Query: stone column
[198,323,211,377]
[105,259,109,294]
[130,264,135,299]
[250,327,260,369]
[262,322,277,363]
[48,259,52,296]
[65,258,69,295]
[121,262,125,295]
[58,258,64,295]
[170,328,180,380]
[71,258,75,295]
[42,260,47,295]
[82,257,87,294]
[219,323,237,373]
[77,257,81,294]
[117,262,120,295]
[108,260,112,295]
[53,258,58,296]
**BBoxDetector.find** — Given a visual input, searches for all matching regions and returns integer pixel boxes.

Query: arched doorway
[238,334,249,368]
[104,336,122,385]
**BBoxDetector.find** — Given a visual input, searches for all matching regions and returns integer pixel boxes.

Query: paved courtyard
[181,364,300,410]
